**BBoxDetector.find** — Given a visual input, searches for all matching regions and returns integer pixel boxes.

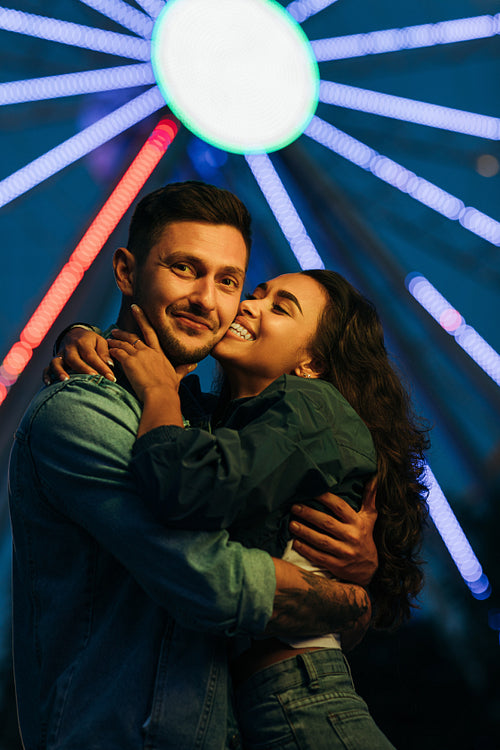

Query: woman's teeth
[229,323,254,340]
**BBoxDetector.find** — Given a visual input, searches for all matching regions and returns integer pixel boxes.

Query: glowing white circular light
[151,0,319,153]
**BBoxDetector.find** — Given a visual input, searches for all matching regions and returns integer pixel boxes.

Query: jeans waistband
[235,648,353,696]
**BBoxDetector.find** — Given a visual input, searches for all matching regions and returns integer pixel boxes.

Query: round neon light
[151,0,319,153]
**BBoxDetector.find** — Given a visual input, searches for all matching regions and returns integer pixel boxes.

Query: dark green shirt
[131,374,376,557]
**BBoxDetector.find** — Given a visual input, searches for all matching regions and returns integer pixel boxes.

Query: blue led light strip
[319,81,500,140]
[134,0,165,21]
[0,87,165,209]
[286,0,339,24]
[424,464,491,599]
[245,153,324,270]
[305,116,500,246]
[406,274,500,387]
[312,14,500,61]
[0,64,155,106]
[78,0,154,39]
[0,7,150,60]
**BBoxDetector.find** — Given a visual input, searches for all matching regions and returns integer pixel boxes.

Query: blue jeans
[234,650,397,750]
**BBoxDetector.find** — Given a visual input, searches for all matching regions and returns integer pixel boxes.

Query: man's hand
[266,558,371,650]
[289,478,378,588]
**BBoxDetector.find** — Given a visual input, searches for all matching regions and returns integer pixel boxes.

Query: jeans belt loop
[298,652,321,691]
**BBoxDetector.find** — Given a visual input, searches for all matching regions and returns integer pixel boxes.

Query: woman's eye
[273,304,288,314]
[244,292,256,300]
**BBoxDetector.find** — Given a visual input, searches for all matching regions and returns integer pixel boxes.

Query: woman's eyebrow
[276,289,303,314]
[254,282,303,314]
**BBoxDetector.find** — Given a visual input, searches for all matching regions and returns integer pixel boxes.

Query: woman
[52,269,429,749]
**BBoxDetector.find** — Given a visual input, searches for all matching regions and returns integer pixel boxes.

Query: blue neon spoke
[134,0,166,21]
[424,465,490,599]
[244,153,325,270]
[319,81,500,140]
[305,116,500,246]
[0,87,165,209]
[0,64,155,106]
[0,6,150,60]
[286,0,339,24]
[77,0,154,39]
[406,274,500,387]
[312,14,500,61]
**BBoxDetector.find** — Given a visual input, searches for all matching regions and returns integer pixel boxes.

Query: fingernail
[291,504,303,514]
[106,359,114,367]
[290,521,300,532]
[131,304,139,311]
[60,374,70,381]
[106,373,117,382]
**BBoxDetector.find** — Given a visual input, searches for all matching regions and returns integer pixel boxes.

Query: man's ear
[113,248,136,297]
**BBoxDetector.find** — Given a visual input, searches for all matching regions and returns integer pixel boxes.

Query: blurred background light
[319,81,500,139]
[0,6,151,59]
[305,116,500,243]
[135,0,165,19]
[424,465,491,599]
[151,0,319,153]
[245,152,324,269]
[286,0,339,23]
[475,154,500,177]
[312,13,500,61]
[0,64,155,105]
[406,274,500,387]
[0,118,178,404]
[0,87,165,208]
[78,0,154,38]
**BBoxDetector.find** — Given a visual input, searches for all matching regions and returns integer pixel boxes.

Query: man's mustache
[169,303,219,332]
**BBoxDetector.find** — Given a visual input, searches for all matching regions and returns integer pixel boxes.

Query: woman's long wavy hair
[302,270,430,630]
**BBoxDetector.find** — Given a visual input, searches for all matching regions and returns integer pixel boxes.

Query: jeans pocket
[328,700,397,750]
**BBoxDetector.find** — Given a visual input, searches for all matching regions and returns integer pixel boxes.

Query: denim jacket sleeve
[19,376,275,635]
[130,376,377,532]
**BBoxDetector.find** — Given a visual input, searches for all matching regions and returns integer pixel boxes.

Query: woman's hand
[43,327,115,384]
[289,477,378,588]
[109,305,194,402]
[110,305,194,435]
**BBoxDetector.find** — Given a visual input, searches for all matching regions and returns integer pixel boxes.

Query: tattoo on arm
[265,568,370,639]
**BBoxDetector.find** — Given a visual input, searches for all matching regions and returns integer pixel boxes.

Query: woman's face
[212,273,327,398]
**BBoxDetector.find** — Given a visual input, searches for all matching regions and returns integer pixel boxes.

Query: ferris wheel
[0,0,499,608]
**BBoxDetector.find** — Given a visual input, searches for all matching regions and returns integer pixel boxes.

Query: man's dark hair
[127,181,252,267]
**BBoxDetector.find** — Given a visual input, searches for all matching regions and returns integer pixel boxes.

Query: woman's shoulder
[279,376,373,446]
[279,373,348,407]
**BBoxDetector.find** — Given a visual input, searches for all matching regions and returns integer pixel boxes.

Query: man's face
[133,221,247,366]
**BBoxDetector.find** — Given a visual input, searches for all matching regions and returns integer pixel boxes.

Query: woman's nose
[239,297,259,316]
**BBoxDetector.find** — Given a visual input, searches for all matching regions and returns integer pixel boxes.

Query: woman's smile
[226,320,256,341]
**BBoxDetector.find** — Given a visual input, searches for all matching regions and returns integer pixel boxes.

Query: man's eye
[172,263,193,275]
[221,277,239,288]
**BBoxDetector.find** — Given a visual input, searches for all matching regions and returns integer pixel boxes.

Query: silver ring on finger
[132,338,141,347]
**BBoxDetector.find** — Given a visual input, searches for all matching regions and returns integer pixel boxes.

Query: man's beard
[155,325,216,368]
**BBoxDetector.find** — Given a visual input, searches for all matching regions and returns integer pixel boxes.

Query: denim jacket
[8,374,275,750]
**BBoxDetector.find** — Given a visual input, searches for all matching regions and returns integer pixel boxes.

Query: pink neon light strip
[0,118,179,406]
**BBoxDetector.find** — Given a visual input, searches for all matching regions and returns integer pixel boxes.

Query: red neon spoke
[0,118,179,405]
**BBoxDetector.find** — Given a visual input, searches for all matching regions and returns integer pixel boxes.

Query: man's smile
[172,311,216,332]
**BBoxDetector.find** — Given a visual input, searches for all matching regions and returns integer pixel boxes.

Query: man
[9,182,377,750]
